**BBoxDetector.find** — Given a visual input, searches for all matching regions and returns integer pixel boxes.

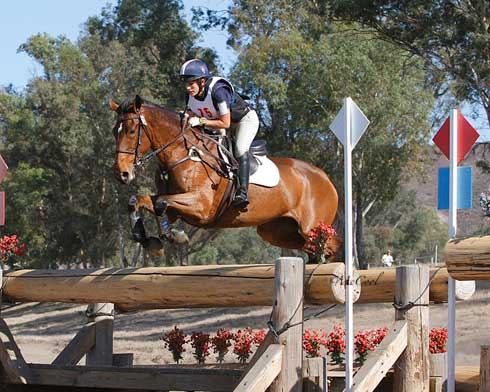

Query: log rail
[2,263,360,309]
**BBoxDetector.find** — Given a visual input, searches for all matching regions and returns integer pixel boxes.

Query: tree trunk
[115,189,128,267]
[355,191,367,269]
[179,244,188,266]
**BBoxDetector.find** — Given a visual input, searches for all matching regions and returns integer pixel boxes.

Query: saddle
[204,136,279,222]
[215,136,279,186]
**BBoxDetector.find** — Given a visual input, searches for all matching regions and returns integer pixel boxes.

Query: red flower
[211,328,233,363]
[233,328,254,364]
[429,328,448,354]
[0,234,27,267]
[303,329,328,358]
[325,324,346,365]
[371,327,388,346]
[161,326,187,364]
[303,221,337,263]
[190,332,210,364]
[253,329,266,346]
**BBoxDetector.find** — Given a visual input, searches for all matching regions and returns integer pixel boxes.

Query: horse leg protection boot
[233,154,250,209]
[128,195,147,243]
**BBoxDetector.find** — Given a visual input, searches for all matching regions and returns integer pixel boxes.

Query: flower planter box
[430,352,447,392]
[303,357,328,391]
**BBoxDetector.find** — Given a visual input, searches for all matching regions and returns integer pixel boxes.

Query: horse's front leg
[128,194,168,254]
[128,195,153,243]
[129,191,209,245]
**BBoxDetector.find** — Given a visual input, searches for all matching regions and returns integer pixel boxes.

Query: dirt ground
[3,285,490,367]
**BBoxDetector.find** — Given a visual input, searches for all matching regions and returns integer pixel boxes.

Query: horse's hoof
[162,229,189,244]
[153,198,168,216]
[142,236,164,257]
[172,229,190,244]
[128,195,138,212]
[131,219,147,242]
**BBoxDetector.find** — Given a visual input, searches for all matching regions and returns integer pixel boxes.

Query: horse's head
[110,95,153,184]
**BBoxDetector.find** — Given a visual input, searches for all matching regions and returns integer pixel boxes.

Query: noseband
[114,113,183,168]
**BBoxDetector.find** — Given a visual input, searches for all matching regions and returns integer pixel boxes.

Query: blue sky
[0,0,234,88]
[1,0,488,140]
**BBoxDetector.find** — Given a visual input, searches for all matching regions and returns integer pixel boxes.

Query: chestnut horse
[111,95,338,253]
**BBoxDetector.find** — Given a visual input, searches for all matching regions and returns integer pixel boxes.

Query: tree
[0,0,220,268]
[84,0,218,107]
[0,34,121,268]
[331,0,490,127]
[199,0,435,266]
[364,188,448,265]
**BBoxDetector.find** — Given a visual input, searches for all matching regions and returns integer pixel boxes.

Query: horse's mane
[118,97,177,118]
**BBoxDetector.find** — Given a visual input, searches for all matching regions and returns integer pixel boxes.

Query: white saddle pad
[217,140,280,188]
[250,155,280,187]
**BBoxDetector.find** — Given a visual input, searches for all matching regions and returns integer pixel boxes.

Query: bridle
[114,111,238,176]
[114,112,183,168]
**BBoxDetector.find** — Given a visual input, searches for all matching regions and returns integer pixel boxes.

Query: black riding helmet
[179,59,211,82]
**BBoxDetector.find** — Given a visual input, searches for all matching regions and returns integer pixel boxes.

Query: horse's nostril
[121,172,129,182]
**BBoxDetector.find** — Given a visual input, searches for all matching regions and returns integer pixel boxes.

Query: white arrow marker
[329,97,369,392]
[330,97,370,150]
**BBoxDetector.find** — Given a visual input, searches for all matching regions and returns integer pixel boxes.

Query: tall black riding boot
[233,154,250,209]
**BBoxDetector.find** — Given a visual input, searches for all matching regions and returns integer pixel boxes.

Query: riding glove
[188,116,207,127]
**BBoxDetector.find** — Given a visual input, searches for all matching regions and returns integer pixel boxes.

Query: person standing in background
[382,249,393,267]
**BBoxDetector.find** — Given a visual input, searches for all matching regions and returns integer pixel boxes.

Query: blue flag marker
[437,166,472,210]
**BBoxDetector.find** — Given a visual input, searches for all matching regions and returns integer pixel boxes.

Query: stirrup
[233,192,249,209]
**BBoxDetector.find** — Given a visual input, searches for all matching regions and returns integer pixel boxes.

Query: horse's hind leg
[256,218,306,250]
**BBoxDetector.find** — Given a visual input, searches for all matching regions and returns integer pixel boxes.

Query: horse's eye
[113,123,122,137]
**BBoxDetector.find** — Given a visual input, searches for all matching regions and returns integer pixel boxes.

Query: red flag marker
[433,110,480,164]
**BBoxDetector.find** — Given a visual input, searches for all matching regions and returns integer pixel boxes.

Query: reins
[114,110,238,177]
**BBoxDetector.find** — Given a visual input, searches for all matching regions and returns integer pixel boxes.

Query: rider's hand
[188,116,207,127]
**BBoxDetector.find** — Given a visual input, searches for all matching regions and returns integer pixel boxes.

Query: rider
[179,59,259,210]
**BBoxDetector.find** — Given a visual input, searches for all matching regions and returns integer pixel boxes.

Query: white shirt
[187,77,233,119]
[382,254,393,267]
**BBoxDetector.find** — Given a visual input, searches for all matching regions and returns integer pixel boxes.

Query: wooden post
[429,352,447,392]
[303,357,327,392]
[393,265,430,392]
[480,346,490,392]
[270,257,304,392]
[85,303,114,366]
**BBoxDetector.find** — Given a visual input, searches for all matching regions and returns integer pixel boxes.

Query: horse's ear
[135,95,142,112]
[109,100,119,112]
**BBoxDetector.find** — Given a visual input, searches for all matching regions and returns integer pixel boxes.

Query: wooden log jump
[445,235,490,280]
[2,263,360,309]
[358,267,475,303]
[0,258,468,392]
[0,257,324,392]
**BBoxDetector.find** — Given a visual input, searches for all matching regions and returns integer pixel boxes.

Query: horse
[110,95,339,256]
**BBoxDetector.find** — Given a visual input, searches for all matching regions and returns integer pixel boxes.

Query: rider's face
[185,79,204,97]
